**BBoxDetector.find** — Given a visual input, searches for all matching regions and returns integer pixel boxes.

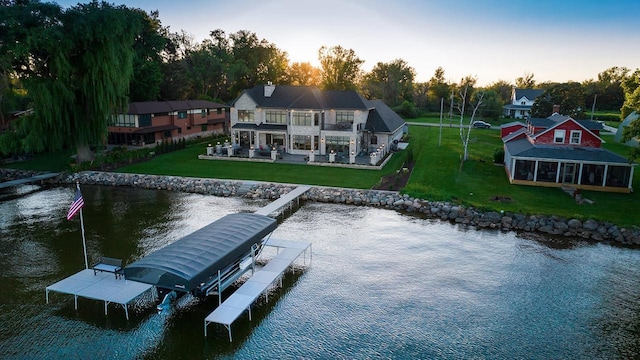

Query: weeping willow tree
[0,1,142,162]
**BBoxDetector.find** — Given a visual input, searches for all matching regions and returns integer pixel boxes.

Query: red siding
[501,124,526,138]
[533,120,601,148]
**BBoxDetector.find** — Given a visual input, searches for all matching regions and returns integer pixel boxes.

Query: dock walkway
[0,172,61,190]
[204,239,311,340]
[46,269,154,319]
[254,185,311,216]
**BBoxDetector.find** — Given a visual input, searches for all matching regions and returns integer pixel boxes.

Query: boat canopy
[123,213,277,292]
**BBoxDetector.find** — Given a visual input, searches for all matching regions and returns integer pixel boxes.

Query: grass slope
[404,126,639,227]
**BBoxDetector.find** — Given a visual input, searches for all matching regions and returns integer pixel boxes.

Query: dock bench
[92,257,123,279]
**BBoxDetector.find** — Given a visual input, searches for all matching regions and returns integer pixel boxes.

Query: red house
[502,114,636,193]
[108,100,229,147]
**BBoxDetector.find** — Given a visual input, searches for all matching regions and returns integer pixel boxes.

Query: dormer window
[570,130,581,145]
[554,129,566,143]
[521,101,526,105]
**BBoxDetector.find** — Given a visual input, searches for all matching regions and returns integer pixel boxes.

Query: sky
[55,0,640,86]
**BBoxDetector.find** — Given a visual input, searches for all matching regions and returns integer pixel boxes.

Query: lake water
[1,185,639,359]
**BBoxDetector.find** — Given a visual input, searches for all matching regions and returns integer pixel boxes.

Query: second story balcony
[323,122,353,131]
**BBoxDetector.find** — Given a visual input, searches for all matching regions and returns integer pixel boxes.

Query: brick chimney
[264,82,276,98]
[552,104,560,114]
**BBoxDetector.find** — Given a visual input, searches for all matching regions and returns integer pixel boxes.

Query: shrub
[493,148,504,164]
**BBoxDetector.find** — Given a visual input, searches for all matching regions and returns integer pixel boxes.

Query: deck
[204,239,312,340]
[46,269,154,319]
[254,185,311,216]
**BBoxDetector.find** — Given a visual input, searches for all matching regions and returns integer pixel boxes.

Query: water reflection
[1,187,639,359]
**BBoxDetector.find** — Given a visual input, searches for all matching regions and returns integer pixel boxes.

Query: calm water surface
[1,185,639,359]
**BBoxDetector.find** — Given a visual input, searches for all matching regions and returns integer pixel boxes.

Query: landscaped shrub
[493,148,504,164]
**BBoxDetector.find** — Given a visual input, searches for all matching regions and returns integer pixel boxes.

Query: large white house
[503,88,545,119]
[230,84,406,156]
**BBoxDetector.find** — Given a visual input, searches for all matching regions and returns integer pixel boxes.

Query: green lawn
[2,125,638,226]
[403,126,639,227]
[116,143,407,189]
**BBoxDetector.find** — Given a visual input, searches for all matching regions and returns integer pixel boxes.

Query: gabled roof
[506,138,629,164]
[514,88,544,101]
[126,100,228,115]
[532,116,604,142]
[501,121,526,128]
[364,99,406,134]
[502,127,528,143]
[236,85,369,110]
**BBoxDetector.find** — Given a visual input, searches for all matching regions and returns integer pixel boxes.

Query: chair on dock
[92,257,123,279]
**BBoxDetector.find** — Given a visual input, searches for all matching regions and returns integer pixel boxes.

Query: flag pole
[77,182,89,269]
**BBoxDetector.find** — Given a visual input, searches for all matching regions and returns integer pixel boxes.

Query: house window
[201,109,206,118]
[178,111,187,119]
[325,135,350,153]
[110,114,136,127]
[291,112,312,126]
[554,129,566,143]
[217,108,223,114]
[237,110,254,122]
[570,130,581,145]
[336,111,354,123]
[371,135,378,145]
[314,113,319,126]
[201,124,207,131]
[292,135,312,150]
[265,110,287,124]
[138,114,152,127]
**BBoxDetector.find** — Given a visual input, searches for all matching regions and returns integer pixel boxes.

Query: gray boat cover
[123,213,277,292]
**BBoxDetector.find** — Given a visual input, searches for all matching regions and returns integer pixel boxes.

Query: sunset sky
[56,0,640,85]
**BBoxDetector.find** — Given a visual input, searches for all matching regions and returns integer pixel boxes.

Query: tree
[515,72,536,88]
[620,68,640,120]
[128,10,167,102]
[530,82,585,118]
[287,62,321,87]
[485,79,513,104]
[318,45,364,91]
[360,59,415,106]
[0,1,143,162]
[427,66,451,111]
[455,81,484,163]
[412,82,429,112]
[478,90,503,120]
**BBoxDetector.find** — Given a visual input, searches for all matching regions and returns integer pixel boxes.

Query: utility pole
[439,97,444,146]
[590,94,598,121]
[448,88,454,128]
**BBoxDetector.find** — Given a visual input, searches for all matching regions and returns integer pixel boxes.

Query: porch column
[577,163,584,185]
[629,166,635,190]
[556,161,562,183]
[533,161,539,182]
[602,165,609,187]
[510,158,516,180]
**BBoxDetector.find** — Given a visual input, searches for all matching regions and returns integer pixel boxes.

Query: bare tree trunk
[76,143,95,164]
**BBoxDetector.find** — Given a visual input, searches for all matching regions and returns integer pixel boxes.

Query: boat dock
[254,185,311,216]
[0,172,61,190]
[204,238,312,341]
[45,269,154,320]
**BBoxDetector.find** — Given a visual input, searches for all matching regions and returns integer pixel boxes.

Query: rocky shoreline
[3,168,639,246]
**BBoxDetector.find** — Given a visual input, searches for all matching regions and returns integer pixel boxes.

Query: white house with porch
[503,88,545,119]
[229,84,406,158]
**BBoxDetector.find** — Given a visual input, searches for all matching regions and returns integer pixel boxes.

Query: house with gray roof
[501,113,635,193]
[230,84,406,157]
[503,88,545,119]
[109,100,229,146]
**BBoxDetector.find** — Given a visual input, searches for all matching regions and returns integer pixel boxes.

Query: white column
[602,165,609,187]
[556,161,562,183]
[533,161,539,182]
[629,166,635,189]
[510,158,516,180]
[577,163,584,185]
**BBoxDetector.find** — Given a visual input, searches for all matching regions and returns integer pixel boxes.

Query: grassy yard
[403,126,639,227]
[116,143,407,189]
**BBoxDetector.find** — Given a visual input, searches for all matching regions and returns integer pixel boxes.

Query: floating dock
[204,238,311,341]
[45,269,154,320]
[254,185,310,216]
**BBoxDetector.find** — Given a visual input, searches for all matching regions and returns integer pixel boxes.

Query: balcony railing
[323,122,353,131]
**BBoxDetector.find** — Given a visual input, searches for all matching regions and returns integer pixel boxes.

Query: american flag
[66,187,84,220]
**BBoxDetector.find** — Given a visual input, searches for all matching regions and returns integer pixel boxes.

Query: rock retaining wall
[3,169,639,246]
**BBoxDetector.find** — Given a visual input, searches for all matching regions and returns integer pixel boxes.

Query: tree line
[1,1,640,162]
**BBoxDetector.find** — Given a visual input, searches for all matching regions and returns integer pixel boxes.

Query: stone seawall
[3,169,639,246]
